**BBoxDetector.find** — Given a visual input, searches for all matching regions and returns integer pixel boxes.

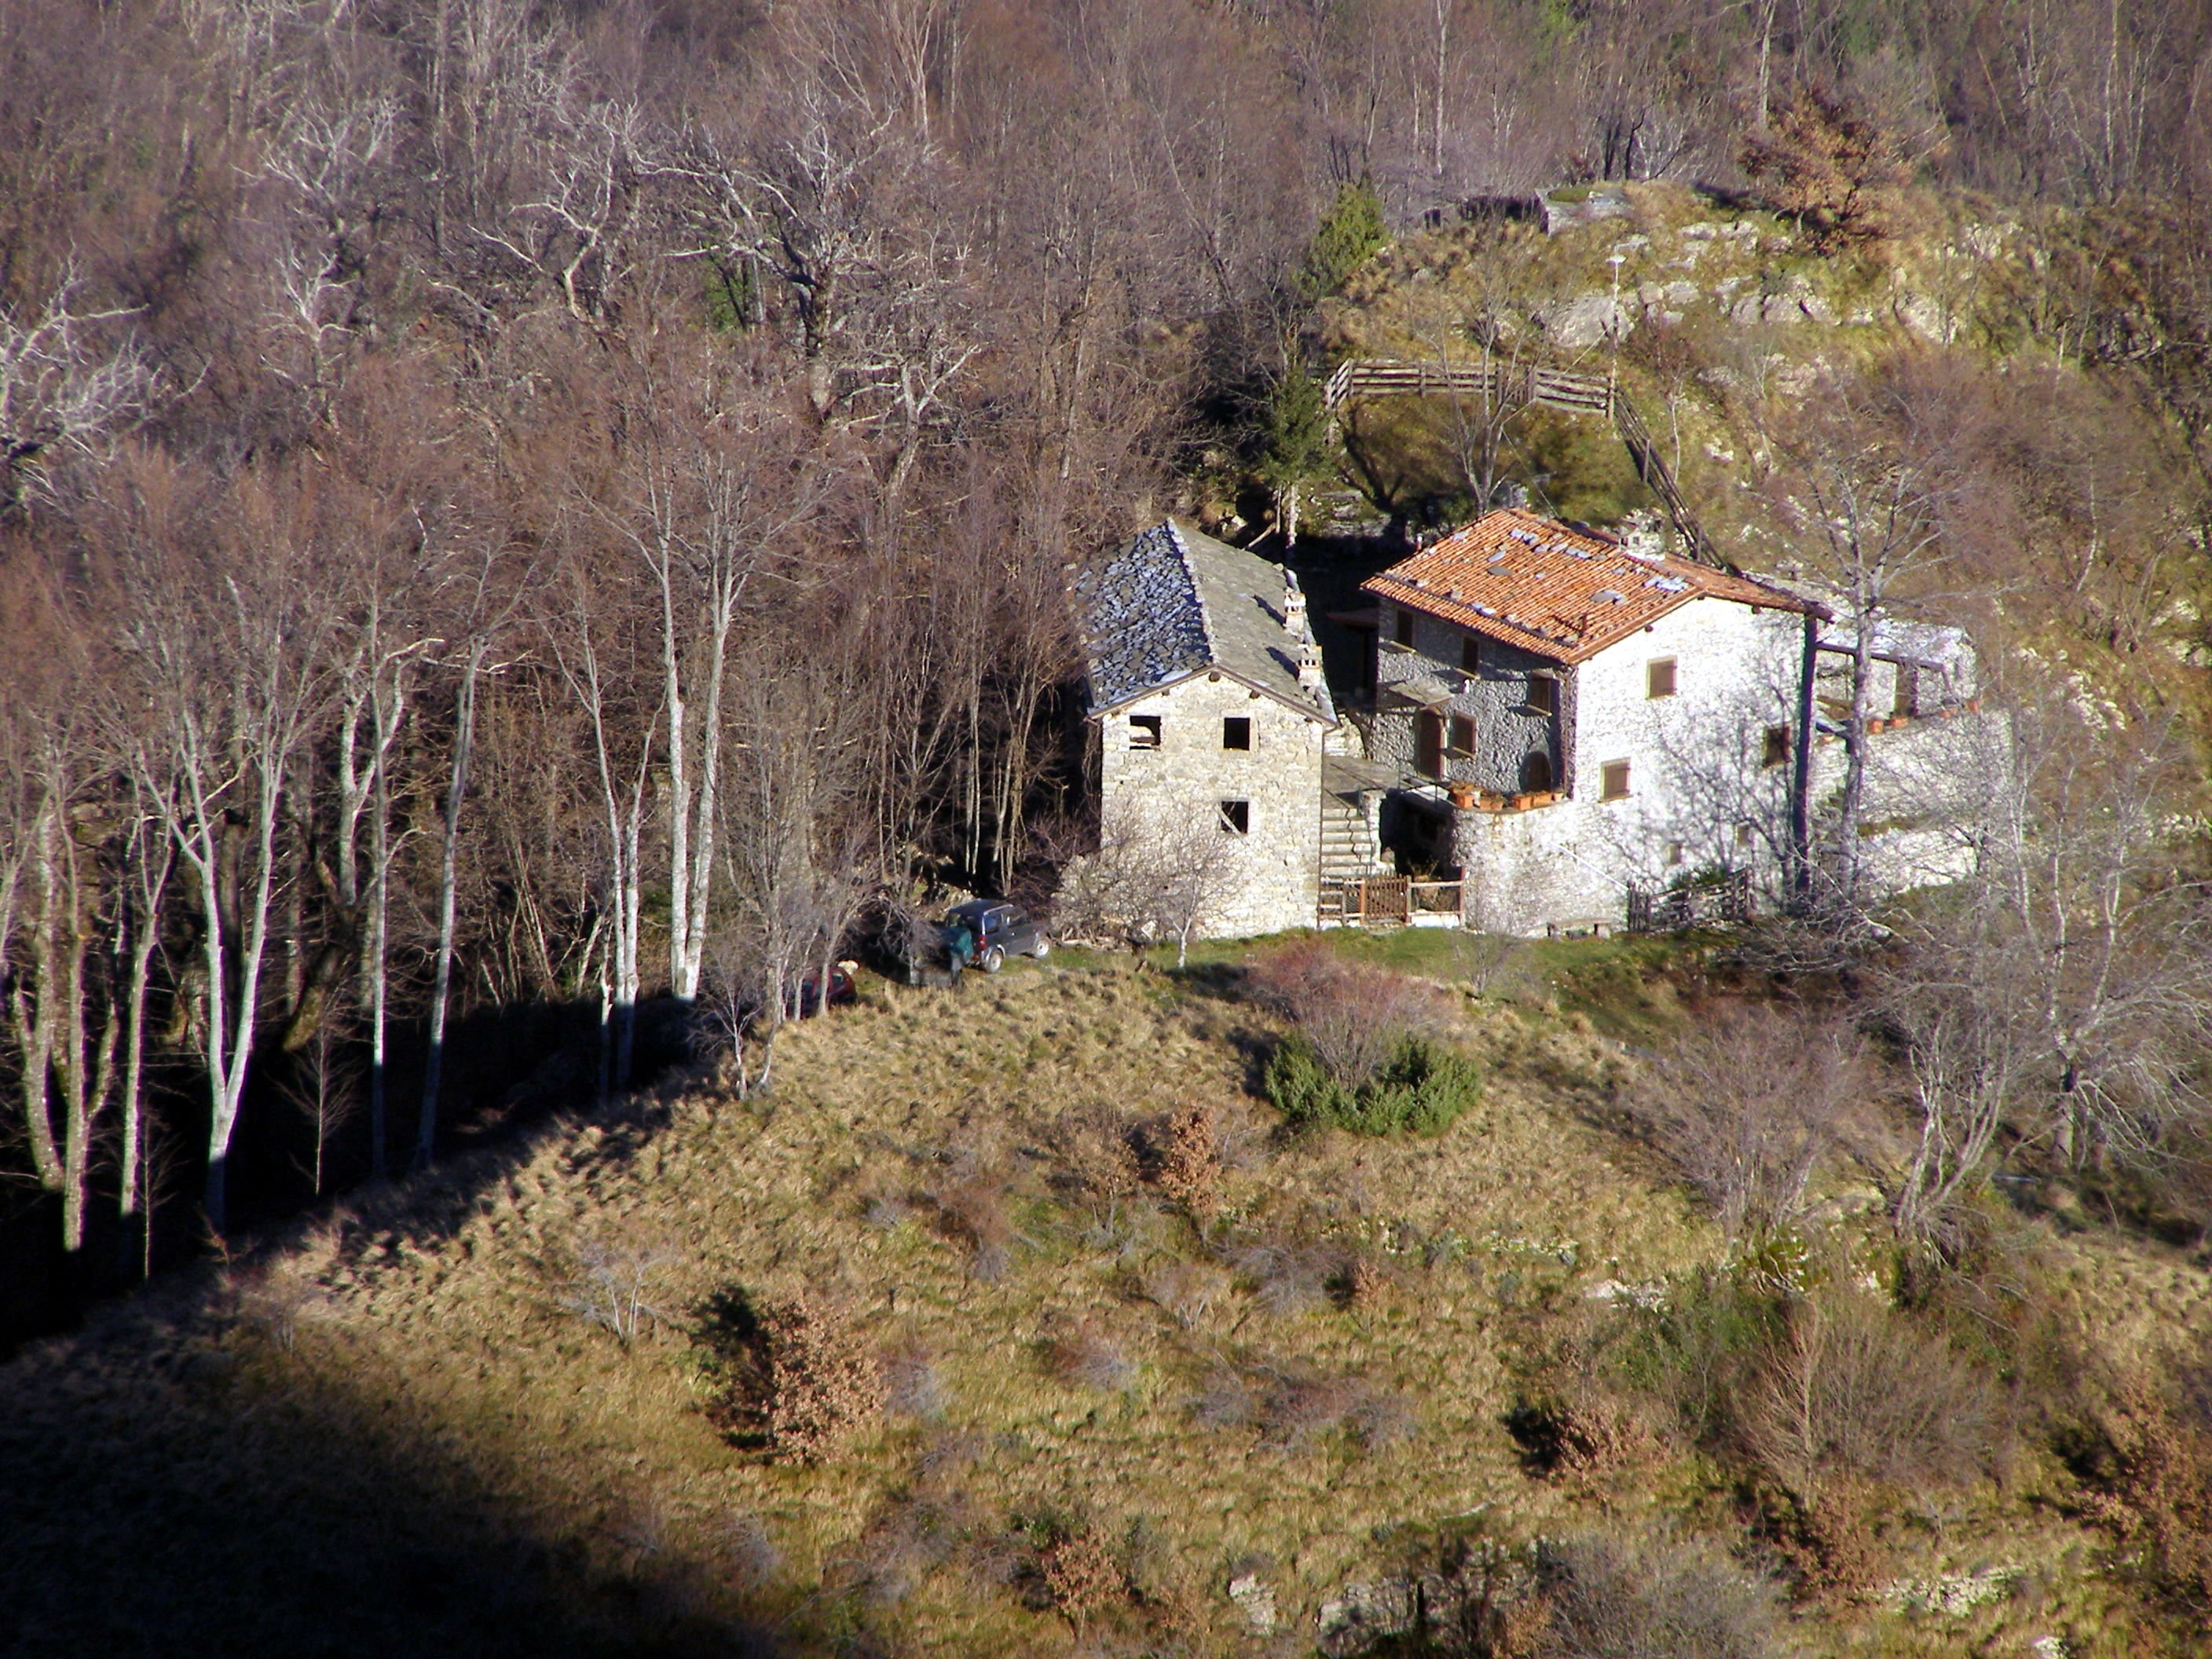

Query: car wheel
[980,945,1005,973]
[1031,937,1051,959]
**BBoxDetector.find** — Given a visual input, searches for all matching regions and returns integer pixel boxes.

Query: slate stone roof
[1073,520,1337,723]
[1362,508,1819,665]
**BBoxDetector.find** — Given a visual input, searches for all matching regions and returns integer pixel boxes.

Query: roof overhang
[1088,665,1339,727]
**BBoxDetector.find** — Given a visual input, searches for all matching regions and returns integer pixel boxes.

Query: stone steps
[1320,793,1384,884]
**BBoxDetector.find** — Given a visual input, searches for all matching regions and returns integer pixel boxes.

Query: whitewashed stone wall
[1450,596,1808,932]
[1099,673,1328,937]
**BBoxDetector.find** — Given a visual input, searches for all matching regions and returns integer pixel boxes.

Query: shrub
[926,1158,1017,1280]
[1227,1232,1331,1317]
[1265,1033,1481,1137]
[1621,1267,1785,1445]
[1152,1102,1220,1214]
[761,1293,887,1462]
[1051,1099,1143,1211]
[1738,1291,2001,1504]
[1046,1320,1137,1393]
[1621,1007,1868,1239]
[1532,1533,1788,1659]
[1138,1258,1229,1329]
[557,1236,674,1346]
[1246,939,1448,1085]
[1188,1358,1414,1452]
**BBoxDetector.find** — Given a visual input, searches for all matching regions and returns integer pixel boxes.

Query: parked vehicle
[798,961,859,1016]
[907,900,1049,983]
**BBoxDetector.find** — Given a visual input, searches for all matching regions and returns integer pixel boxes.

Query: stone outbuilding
[1069,520,1360,939]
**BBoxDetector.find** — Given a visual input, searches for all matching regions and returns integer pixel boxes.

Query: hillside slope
[1,954,2202,1656]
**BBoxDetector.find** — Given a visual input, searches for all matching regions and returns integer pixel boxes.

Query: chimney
[1296,640,1325,691]
[1283,567,1310,636]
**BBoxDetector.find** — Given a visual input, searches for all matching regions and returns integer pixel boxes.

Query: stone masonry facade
[1097,674,1329,938]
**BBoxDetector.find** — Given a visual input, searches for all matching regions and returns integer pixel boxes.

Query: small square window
[1448,714,1476,756]
[1600,759,1632,801]
[1763,724,1791,767]
[1129,714,1161,750]
[1664,841,1685,866]
[1647,657,1678,698]
[1221,716,1251,751]
[1736,822,1756,848]
[1218,800,1251,835]
[1525,676,1557,715]
[1460,635,1481,673]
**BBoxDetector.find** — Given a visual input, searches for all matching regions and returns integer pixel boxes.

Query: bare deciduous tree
[1628,1007,1869,1240]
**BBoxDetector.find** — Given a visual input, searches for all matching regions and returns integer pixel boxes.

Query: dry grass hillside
[2,945,2205,1657]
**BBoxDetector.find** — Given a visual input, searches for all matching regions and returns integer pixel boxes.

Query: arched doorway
[1521,750,1554,792]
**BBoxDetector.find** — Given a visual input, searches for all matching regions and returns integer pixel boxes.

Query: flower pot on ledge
[1448,782,1477,810]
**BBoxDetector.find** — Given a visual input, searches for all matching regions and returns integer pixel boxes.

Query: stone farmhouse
[1068,520,1348,937]
[1070,509,1983,939]
[1357,509,1822,929]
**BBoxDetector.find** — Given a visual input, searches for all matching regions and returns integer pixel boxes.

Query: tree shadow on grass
[0,1215,842,1657]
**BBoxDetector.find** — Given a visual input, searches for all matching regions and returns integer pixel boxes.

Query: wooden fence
[1625,870,1752,933]
[1320,875,1466,928]
[1320,356,1722,568]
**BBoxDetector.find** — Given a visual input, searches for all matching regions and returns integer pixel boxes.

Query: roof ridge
[1163,519,1218,663]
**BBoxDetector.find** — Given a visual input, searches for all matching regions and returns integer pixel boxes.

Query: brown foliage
[1152,1101,1220,1215]
[1741,84,1914,251]
[762,1293,887,1463]
[1041,1529,1124,1630]
[2082,1372,2212,1622]
[1246,939,1448,1086]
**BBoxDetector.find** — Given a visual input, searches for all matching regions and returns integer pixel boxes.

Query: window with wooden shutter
[1525,676,1557,715]
[1415,712,1445,778]
[1448,714,1475,756]
[1600,759,1632,801]
[1647,657,1677,698]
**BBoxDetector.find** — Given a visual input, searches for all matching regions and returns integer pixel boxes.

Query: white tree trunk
[416,639,485,1169]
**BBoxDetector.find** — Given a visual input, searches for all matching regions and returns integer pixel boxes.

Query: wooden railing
[1322,358,1612,416]
[1320,355,1723,568]
[1625,870,1752,933]
[1320,875,1466,927]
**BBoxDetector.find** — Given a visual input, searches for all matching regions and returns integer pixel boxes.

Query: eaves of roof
[1086,662,1337,724]
[1361,508,1822,665]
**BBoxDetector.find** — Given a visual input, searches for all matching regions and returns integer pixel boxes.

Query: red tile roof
[1360,509,1817,665]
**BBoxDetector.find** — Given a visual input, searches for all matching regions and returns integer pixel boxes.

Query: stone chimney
[1296,640,1325,692]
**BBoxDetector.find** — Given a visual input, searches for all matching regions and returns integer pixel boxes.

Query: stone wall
[1098,673,1328,937]
[1372,605,1563,796]
[1449,596,1807,932]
